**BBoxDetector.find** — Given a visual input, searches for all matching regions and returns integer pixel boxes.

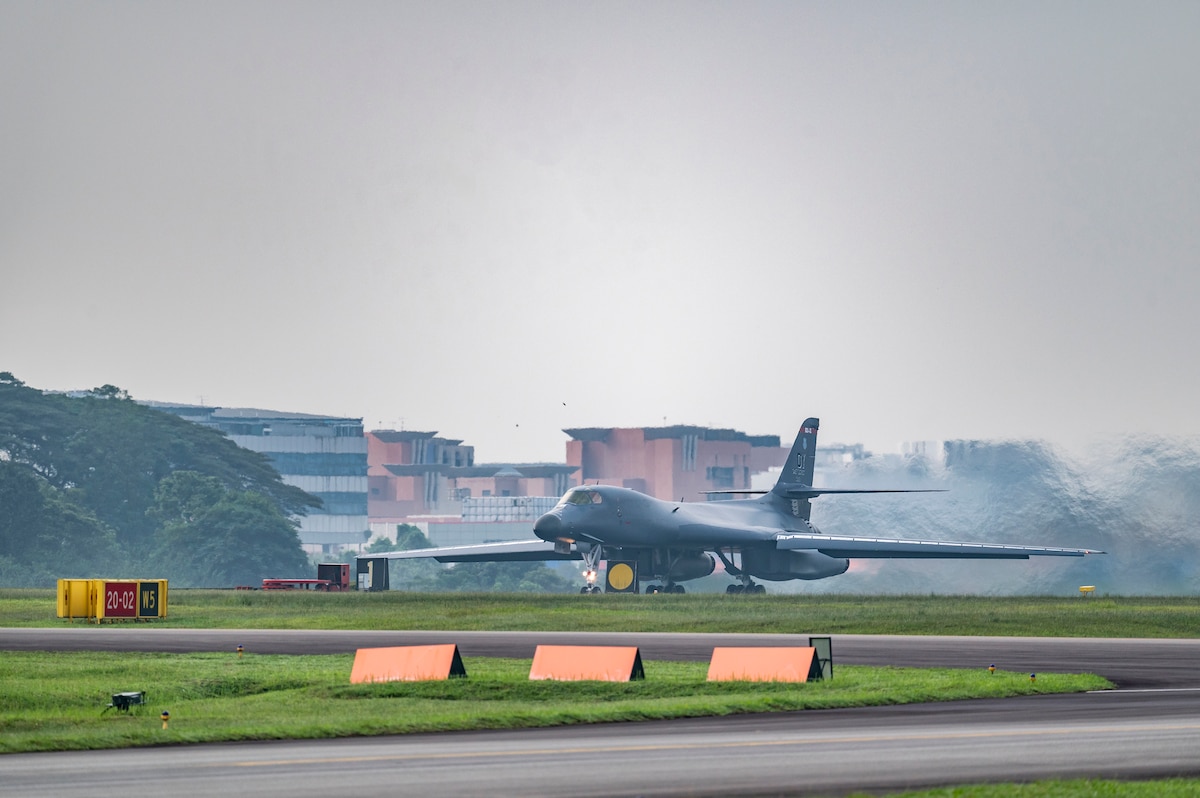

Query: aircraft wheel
[750,584,766,594]
[726,584,744,594]
[580,586,591,594]
[645,584,661,594]
[589,585,603,594]
[668,584,685,594]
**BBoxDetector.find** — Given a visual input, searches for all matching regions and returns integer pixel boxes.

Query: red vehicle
[261,564,351,592]
[261,578,337,591]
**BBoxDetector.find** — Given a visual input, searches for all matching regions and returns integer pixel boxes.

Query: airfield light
[1030,673,1036,683]
[988,664,995,675]
[237,644,244,657]
[161,710,170,730]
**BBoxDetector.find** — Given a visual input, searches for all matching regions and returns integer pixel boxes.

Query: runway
[3,629,1200,796]
[4,627,1199,688]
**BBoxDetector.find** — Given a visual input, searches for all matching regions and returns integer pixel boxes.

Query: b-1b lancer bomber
[375,418,1103,594]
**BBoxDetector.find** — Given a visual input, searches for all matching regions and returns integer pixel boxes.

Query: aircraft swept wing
[362,417,1103,594]
[775,532,1099,559]
[384,539,579,563]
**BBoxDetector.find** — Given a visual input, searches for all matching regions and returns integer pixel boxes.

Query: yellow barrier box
[56,579,168,621]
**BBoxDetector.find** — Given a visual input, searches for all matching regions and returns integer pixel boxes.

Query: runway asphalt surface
[3,629,1200,796]
[4,627,1199,688]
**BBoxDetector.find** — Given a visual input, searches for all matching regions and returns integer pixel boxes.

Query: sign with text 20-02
[102,581,138,618]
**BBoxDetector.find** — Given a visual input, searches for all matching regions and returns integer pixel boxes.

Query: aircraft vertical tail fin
[772,418,820,518]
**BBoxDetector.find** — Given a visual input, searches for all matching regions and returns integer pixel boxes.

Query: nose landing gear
[579,545,604,595]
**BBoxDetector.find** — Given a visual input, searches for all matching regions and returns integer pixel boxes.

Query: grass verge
[5,589,1200,637]
[865,780,1200,797]
[0,651,1109,753]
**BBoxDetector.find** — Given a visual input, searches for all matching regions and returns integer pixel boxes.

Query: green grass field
[5,589,1200,637]
[0,650,1107,753]
[857,782,1200,798]
[3,590,1195,797]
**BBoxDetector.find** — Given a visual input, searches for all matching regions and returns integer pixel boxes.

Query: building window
[682,434,697,471]
[705,466,734,488]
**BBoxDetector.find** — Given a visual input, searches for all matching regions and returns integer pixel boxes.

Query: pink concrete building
[368,425,787,524]
[368,430,576,520]
[565,426,787,501]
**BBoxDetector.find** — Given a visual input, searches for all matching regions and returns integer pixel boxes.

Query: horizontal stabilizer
[785,487,947,498]
[776,532,1103,559]
[701,489,769,495]
[378,539,580,563]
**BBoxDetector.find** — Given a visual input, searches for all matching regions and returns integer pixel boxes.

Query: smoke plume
[795,436,1200,595]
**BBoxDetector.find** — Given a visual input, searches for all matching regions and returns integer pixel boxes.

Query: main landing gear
[645,583,685,594]
[714,550,766,594]
[726,575,766,594]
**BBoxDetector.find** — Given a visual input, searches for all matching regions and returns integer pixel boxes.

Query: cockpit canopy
[557,487,604,507]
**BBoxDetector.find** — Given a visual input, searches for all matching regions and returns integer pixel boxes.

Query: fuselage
[533,484,816,548]
[533,484,849,583]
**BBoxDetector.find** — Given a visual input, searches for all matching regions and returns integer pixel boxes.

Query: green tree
[150,472,308,587]
[351,524,433,556]
[146,470,225,526]
[0,376,320,560]
[0,461,119,586]
[388,524,430,550]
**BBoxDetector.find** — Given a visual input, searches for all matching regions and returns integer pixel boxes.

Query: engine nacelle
[662,552,717,581]
[741,549,849,581]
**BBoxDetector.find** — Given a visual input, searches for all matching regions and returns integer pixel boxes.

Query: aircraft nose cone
[534,512,563,541]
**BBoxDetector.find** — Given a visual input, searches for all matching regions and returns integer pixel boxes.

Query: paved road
[4,627,1199,688]
[4,629,1200,795]
[2,690,1199,796]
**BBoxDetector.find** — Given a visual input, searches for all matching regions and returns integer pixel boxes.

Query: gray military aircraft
[371,418,1103,594]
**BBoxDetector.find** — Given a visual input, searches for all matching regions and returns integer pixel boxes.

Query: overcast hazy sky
[3,1,1198,463]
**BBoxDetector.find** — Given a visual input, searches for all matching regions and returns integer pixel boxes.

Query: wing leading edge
[776,532,1103,560]
[704,488,946,497]
[377,539,579,564]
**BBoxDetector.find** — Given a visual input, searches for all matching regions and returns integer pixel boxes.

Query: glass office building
[152,404,369,552]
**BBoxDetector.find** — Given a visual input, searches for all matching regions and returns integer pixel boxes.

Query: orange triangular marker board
[529,645,645,681]
[707,647,819,682]
[350,644,467,683]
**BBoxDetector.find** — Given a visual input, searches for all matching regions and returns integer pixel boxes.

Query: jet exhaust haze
[804,436,1196,595]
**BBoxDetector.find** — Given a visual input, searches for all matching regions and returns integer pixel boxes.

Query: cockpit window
[561,488,602,506]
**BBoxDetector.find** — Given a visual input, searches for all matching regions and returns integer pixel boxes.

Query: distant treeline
[0,372,317,587]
